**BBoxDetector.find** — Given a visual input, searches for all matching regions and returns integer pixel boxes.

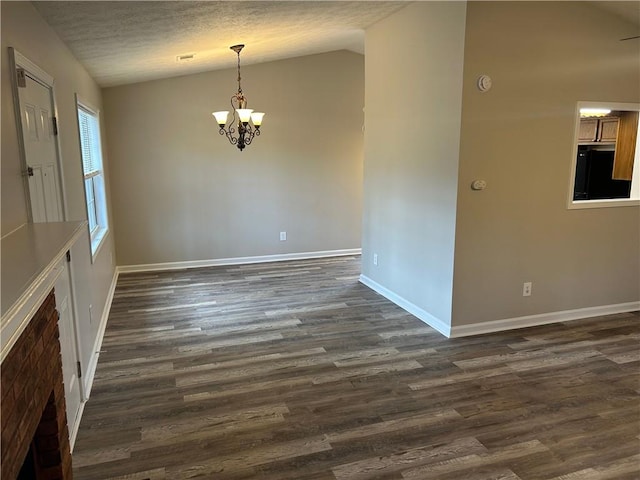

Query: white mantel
[1,221,86,363]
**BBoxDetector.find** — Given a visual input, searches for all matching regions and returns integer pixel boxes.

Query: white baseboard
[117,248,362,274]
[82,267,119,398]
[358,275,639,339]
[71,268,118,452]
[450,301,640,337]
[359,274,452,337]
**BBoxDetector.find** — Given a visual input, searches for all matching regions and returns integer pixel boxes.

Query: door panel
[27,166,47,223]
[24,103,39,141]
[55,258,82,433]
[40,107,53,140]
[43,164,62,221]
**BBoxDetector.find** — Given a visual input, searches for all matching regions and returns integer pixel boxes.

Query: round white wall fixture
[477,75,492,92]
[471,180,487,190]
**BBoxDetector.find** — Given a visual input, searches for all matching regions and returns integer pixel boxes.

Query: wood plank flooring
[72,256,640,480]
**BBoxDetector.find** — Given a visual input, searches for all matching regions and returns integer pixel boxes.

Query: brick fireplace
[1,290,73,479]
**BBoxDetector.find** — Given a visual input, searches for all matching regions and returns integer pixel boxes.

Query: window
[568,101,640,209]
[77,100,109,259]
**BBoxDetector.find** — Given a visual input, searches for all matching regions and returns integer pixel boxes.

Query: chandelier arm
[229,97,238,123]
[220,125,238,145]
[243,125,256,146]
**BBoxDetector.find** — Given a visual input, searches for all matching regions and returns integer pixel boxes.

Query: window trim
[76,95,109,262]
[567,101,640,210]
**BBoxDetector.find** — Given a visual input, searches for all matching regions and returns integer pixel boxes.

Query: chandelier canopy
[212,44,264,152]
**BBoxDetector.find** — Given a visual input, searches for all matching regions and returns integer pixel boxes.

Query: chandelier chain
[236,50,242,94]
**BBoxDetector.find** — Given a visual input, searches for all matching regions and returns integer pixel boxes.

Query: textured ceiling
[32,1,407,87]
[31,1,640,88]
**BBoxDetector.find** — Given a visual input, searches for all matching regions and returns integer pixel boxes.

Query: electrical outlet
[280,231,287,241]
[373,253,378,266]
[523,282,532,297]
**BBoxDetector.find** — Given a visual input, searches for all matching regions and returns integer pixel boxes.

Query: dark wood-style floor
[72,256,640,480]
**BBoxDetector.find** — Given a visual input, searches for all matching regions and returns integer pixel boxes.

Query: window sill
[90,227,109,263]
[568,198,640,209]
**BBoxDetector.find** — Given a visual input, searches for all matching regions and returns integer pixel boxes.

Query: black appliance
[573,146,631,201]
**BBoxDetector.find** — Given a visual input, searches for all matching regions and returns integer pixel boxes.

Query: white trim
[90,227,110,264]
[567,101,640,209]
[0,222,27,240]
[358,274,451,337]
[82,267,119,398]
[117,249,362,273]
[12,48,54,86]
[450,301,640,338]
[568,199,640,209]
[579,101,640,115]
[69,401,86,453]
[0,225,86,362]
[76,94,110,262]
[76,98,101,116]
[358,275,638,339]
[70,267,118,452]
[9,48,69,223]
[1,266,65,362]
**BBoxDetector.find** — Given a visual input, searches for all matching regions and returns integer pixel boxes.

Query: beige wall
[6,0,635,343]
[1,2,117,378]
[362,2,467,327]
[363,1,639,333]
[103,51,363,266]
[452,2,640,326]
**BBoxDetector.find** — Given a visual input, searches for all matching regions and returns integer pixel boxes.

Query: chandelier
[212,45,264,151]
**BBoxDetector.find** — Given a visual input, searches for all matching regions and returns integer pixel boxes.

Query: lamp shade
[236,108,253,123]
[212,111,229,125]
[250,112,265,126]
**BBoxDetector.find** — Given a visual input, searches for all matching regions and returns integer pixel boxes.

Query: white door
[54,256,82,435]
[18,73,63,222]
[13,52,83,442]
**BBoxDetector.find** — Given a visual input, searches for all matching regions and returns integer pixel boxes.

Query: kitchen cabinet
[578,116,619,143]
[578,118,598,142]
[598,117,619,142]
[612,111,639,181]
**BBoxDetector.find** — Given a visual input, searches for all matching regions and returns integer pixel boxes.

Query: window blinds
[78,106,102,178]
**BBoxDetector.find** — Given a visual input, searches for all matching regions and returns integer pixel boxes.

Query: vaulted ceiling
[32,1,405,87]
[32,1,639,88]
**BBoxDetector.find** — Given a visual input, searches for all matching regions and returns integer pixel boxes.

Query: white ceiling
[32,1,640,88]
[32,1,407,87]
